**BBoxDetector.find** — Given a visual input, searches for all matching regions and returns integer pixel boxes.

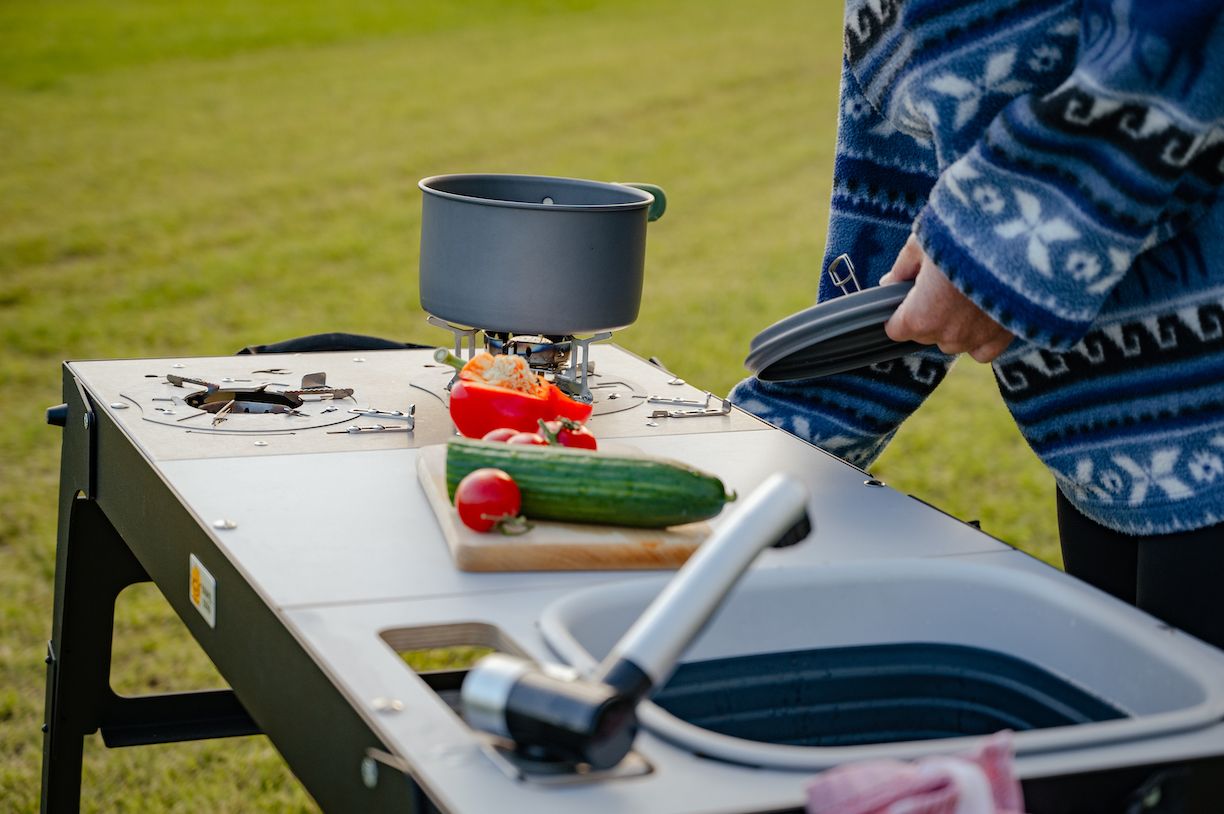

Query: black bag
[236,332,431,355]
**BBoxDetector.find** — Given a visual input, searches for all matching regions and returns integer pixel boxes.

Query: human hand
[881,235,1015,363]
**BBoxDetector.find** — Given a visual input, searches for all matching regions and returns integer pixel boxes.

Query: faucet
[461,473,812,769]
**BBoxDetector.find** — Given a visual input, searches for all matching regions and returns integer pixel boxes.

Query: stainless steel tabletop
[64,345,1224,813]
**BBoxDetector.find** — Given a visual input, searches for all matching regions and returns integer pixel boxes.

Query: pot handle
[619,182,667,222]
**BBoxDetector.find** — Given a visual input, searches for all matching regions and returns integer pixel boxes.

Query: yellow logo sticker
[188,554,216,628]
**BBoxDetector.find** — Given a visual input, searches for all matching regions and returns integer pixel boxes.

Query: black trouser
[1056,488,1224,651]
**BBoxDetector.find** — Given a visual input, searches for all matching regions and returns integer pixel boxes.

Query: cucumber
[445,438,734,528]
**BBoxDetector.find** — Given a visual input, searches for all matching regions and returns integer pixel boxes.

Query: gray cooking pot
[418,174,666,336]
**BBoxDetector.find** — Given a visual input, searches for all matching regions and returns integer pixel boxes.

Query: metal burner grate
[426,316,626,407]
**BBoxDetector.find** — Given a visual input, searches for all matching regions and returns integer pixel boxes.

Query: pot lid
[744,282,925,380]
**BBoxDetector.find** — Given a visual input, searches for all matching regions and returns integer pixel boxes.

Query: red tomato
[481,428,519,443]
[454,468,522,533]
[507,432,548,446]
[540,419,598,450]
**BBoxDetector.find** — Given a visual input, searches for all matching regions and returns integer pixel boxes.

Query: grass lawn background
[0,1,1056,809]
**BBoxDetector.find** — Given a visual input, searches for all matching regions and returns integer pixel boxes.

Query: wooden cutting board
[416,445,707,572]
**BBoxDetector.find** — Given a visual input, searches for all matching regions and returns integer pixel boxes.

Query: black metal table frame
[37,363,1224,814]
[39,367,430,813]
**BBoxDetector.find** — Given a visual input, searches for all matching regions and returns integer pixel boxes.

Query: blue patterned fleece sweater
[730,0,1224,535]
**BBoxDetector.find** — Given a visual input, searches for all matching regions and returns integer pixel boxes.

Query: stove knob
[46,403,68,428]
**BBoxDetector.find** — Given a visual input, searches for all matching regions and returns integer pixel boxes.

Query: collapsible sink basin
[538,560,1224,770]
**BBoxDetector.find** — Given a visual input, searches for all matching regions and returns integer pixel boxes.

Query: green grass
[399,647,493,674]
[0,1,1056,809]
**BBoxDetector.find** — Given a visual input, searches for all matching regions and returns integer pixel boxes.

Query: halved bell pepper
[434,348,593,438]
[448,379,592,438]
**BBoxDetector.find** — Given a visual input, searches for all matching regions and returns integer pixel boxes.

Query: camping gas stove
[425,315,651,411]
[41,344,1224,814]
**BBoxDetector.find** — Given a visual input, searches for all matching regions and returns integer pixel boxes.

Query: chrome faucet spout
[460,474,812,769]
[593,473,811,695]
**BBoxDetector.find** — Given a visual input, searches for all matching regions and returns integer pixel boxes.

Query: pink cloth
[805,732,1025,814]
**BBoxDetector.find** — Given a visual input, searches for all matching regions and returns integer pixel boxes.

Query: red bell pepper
[448,379,592,438]
[434,348,593,438]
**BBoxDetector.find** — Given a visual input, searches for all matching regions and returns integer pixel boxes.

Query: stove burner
[425,316,642,410]
[484,333,572,372]
[167,373,355,416]
[185,386,304,415]
[131,372,361,434]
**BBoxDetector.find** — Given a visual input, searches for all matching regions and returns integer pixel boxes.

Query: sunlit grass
[399,647,493,673]
[0,1,1055,809]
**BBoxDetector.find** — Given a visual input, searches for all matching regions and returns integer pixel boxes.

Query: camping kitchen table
[39,346,1224,813]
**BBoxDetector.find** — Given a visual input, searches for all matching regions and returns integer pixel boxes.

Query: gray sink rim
[538,560,1224,770]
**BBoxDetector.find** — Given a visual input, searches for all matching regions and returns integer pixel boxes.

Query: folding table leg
[41,496,150,814]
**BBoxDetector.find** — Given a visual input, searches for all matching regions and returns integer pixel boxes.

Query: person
[730,0,1224,649]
